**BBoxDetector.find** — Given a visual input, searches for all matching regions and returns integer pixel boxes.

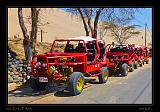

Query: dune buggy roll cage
[50,39,102,64]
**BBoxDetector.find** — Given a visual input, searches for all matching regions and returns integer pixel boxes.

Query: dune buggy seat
[64,44,74,53]
[86,43,97,64]
[75,43,85,52]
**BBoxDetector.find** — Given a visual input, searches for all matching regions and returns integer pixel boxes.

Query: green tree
[103,22,141,44]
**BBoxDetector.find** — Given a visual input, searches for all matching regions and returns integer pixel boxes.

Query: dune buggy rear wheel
[139,60,143,67]
[68,72,84,96]
[142,59,145,65]
[129,62,134,72]
[121,63,128,76]
[98,67,109,84]
[146,60,149,64]
[134,61,138,69]
[29,76,47,91]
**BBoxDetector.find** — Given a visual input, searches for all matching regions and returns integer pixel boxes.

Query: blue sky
[61,8,152,31]
[132,8,152,31]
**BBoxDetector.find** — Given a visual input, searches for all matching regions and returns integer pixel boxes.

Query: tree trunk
[18,8,32,62]
[23,39,33,62]
[87,18,94,37]
[30,8,40,51]
[93,8,103,39]
[77,8,90,36]
[93,18,98,39]
[93,13,100,38]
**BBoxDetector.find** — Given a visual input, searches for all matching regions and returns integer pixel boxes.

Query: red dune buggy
[149,48,152,58]
[106,44,136,76]
[28,36,109,95]
[134,45,145,67]
[143,47,150,64]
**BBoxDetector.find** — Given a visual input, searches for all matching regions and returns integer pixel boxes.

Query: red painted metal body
[143,47,150,62]
[106,44,136,70]
[149,48,152,57]
[134,46,145,63]
[30,37,108,81]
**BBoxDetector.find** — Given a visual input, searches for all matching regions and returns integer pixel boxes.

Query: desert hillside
[8,8,152,47]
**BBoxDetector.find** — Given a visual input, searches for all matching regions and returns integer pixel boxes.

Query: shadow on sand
[8,84,63,97]
[8,73,126,98]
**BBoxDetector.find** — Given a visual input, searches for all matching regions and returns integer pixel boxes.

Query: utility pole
[144,23,147,48]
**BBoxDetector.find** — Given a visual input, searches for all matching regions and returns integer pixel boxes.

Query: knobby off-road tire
[121,63,129,76]
[142,59,145,65]
[68,72,84,96]
[98,67,109,84]
[146,60,149,64]
[134,61,138,69]
[29,77,47,91]
[139,60,143,67]
[129,61,134,72]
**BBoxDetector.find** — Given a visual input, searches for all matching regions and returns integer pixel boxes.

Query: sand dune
[8,8,152,47]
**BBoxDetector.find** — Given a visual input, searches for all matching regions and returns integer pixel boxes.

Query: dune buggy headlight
[34,62,41,68]
[121,56,124,59]
[34,64,37,68]
[42,63,47,68]
[110,58,114,62]
[71,57,76,62]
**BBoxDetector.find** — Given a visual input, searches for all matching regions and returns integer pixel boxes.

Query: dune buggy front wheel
[139,60,143,67]
[98,67,109,84]
[121,63,129,76]
[129,61,134,72]
[134,61,138,69]
[29,76,47,91]
[68,72,84,96]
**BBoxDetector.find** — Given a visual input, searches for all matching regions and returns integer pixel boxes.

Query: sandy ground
[8,38,52,59]
[8,82,25,92]
[8,8,152,46]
